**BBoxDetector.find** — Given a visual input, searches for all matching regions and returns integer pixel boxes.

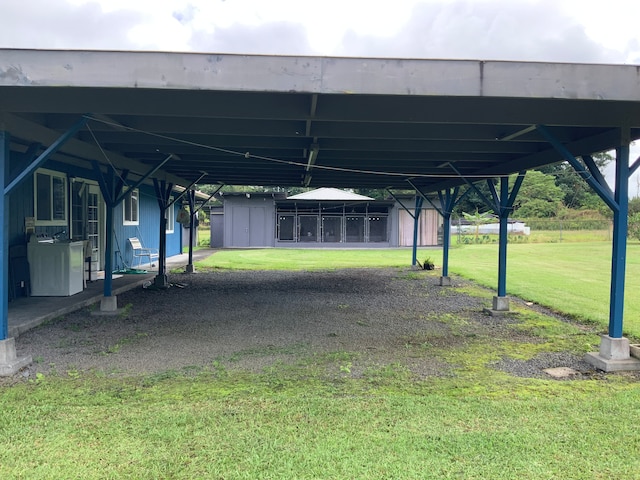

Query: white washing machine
[27,239,85,296]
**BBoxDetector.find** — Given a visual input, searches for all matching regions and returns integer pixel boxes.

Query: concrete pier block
[492,296,510,311]
[483,296,510,316]
[154,274,170,289]
[439,276,452,286]
[585,335,640,372]
[599,335,630,360]
[100,295,118,312]
[0,337,32,377]
[91,295,121,316]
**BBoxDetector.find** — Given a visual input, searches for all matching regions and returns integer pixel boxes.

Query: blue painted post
[412,195,424,266]
[103,203,114,297]
[609,142,630,338]
[103,171,115,298]
[442,211,451,277]
[0,132,9,341]
[497,177,509,298]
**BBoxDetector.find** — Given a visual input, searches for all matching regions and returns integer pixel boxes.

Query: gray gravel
[10,268,617,381]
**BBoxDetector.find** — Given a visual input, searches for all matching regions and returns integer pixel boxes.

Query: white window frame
[123,188,139,225]
[165,197,175,233]
[34,168,68,226]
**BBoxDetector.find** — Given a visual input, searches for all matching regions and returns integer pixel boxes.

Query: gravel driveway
[13,268,604,380]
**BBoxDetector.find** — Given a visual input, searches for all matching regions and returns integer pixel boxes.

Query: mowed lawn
[448,241,640,339]
[2,245,640,479]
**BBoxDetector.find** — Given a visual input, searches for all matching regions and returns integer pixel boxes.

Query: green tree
[537,152,612,210]
[462,210,495,241]
[512,170,564,218]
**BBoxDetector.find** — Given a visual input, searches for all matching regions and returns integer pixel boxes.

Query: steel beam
[536,125,617,212]
[4,117,87,196]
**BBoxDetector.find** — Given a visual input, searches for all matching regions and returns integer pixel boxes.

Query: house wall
[111,184,181,270]
[8,158,182,272]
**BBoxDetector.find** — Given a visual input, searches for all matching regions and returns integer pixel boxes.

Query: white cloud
[0,0,638,64]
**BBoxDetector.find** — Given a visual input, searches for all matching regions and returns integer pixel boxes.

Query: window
[123,189,139,225]
[322,216,342,242]
[34,169,67,225]
[165,198,175,233]
[277,215,295,241]
[368,216,388,242]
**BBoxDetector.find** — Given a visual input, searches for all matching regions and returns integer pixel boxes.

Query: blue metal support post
[1,132,9,341]
[409,181,469,285]
[103,191,115,298]
[536,125,639,369]
[153,179,173,288]
[412,195,424,267]
[485,173,525,312]
[92,162,127,312]
[186,189,196,273]
[437,188,461,279]
[497,178,509,298]
[0,130,31,375]
[609,140,630,338]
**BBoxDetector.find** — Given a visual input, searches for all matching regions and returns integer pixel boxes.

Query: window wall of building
[276,202,390,243]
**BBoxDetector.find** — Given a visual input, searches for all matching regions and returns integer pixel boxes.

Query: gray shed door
[231,206,268,247]
[210,213,224,248]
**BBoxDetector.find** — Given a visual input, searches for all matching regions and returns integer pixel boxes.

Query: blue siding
[9,158,182,271]
[111,185,181,270]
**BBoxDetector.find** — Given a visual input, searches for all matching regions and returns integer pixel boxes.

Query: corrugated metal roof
[287,187,374,201]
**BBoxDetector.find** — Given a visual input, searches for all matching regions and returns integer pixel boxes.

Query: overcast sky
[1,0,639,190]
[1,0,639,64]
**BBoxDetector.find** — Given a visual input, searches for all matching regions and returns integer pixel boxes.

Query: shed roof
[287,187,373,201]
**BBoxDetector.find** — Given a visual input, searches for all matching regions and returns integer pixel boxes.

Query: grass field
[448,241,640,339]
[3,244,640,479]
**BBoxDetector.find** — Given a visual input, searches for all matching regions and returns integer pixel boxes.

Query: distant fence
[523,218,611,230]
[453,218,612,244]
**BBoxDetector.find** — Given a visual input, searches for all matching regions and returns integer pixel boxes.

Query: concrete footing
[585,335,640,372]
[439,276,452,286]
[0,337,32,377]
[483,296,510,316]
[154,274,170,289]
[91,295,120,316]
[185,264,196,274]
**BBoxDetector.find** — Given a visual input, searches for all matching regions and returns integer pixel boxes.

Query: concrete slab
[543,367,580,378]
[7,249,217,337]
[630,344,640,359]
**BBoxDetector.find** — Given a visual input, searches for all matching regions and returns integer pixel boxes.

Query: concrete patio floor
[8,249,217,338]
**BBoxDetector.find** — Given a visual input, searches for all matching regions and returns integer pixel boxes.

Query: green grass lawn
[1,362,639,479]
[3,245,640,478]
[448,241,640,339]
[197,247,429,270]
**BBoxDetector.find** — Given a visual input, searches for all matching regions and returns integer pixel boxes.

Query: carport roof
[1,49,640,193]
